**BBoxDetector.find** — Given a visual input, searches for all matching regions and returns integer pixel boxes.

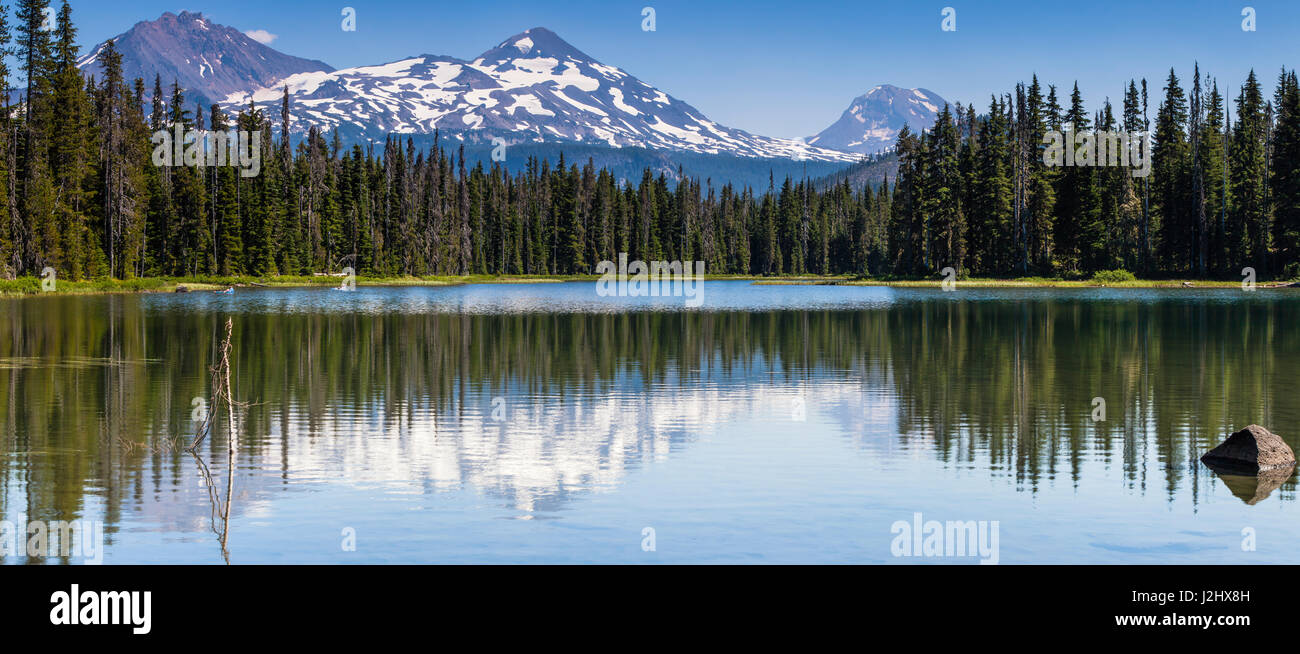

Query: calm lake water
[2,281,1298,564]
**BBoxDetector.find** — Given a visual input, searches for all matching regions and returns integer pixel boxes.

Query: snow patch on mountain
[223,27,856,162]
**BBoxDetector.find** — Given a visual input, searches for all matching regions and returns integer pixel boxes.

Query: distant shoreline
[3,274,1298,297]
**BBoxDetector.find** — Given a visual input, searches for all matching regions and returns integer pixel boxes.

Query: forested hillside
[4,1,1300,280]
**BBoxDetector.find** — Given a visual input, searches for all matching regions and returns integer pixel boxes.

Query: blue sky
[64,0,1300,138]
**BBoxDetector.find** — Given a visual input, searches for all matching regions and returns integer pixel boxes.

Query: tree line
[892,67,1300,279]
[2,1,1299,280]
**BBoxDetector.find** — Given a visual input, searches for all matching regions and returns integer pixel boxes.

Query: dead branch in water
[186,316,238,563]
[189,318,234,452]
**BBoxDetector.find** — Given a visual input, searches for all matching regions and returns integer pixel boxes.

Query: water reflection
[0,284,1297,562]
[192,450,232,563]
[1210,469,1293,505]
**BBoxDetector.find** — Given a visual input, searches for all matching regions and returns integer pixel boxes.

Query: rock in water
[1201,425,1296,474]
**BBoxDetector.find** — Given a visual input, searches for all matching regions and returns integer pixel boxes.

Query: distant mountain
[76,16,862,186]
[807,85,947,155]
[221,27,857,163]
[77,11,333,109]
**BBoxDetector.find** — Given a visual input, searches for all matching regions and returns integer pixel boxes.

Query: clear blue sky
[63,0,1300,138]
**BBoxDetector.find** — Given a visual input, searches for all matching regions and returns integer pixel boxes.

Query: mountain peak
[807,85,947,155]
[861,84,941,101]
[153,11,211,29]
[861,84,902,96]
[78,11,333,109]
[476,27,593,65]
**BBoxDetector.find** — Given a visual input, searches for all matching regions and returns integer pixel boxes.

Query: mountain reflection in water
[1,283,1297,563]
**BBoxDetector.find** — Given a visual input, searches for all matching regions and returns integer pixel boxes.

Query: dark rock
[1201,425,1296,474]
[174,285,189,293]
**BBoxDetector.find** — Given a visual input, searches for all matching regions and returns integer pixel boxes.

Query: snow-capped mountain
[222,27,857,162]
[808,85,948,155]
[77,11,333,109]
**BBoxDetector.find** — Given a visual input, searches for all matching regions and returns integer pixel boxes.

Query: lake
[1,281,1297,563]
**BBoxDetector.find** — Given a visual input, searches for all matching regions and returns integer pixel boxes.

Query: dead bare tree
[187,316,238,563]
[189,317,235,451]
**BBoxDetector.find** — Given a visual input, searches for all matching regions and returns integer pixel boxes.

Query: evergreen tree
[1201,77,1230,275]
[0,3,14,277]
[1153,69,1191,272]
[1055,83,1102,273]
[15,0,54,275]
[1232,70,1270,272]
[923,105,964,273]
[1271,68,1300,271]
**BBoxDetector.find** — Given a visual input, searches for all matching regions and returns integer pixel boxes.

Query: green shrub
[1091,269,1136,284]
[1283,262,1300,282]
[0,277,42,294]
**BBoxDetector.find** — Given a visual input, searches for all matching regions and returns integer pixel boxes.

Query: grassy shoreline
[0,274,569,296]
[1,273,1296,296]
